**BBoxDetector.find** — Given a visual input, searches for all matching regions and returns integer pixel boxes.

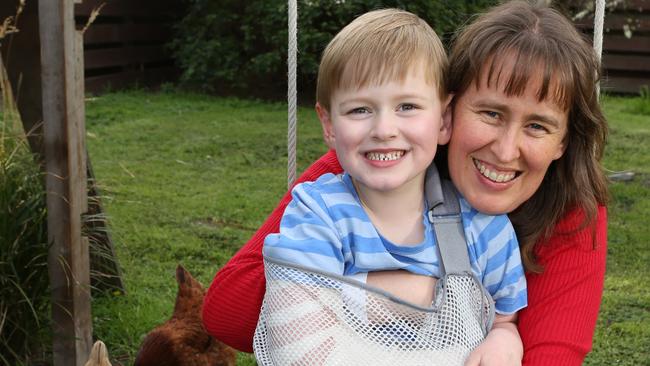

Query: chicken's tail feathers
[176,264,188,284]
[175,264,205,304]
[84,340,111,366]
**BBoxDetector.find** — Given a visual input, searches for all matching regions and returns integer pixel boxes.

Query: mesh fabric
[254,259,493,366]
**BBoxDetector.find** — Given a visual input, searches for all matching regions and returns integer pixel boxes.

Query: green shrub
[0,101,50,366]
[169,0,497,98]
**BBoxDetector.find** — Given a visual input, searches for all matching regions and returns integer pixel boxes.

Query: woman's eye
[483,110,499,119]
[528,123,549,133]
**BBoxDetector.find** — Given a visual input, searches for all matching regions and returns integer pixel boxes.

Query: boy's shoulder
[289,172,364,219]
[291,173,357,204]
[313,172,345,186]
[458,196,513,229]
[293,172,348,194]
[458,196,508,218]
[457,196,518,257]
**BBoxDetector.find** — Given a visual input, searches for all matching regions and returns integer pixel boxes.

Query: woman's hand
[464,313,523,366]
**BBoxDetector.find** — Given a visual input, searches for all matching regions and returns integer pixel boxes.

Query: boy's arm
[366,270,437,308]
[463,210,527,365]
[202,150,342,352]
[462,207,528,316]
[263,179,346,273]
[465,313,523,366]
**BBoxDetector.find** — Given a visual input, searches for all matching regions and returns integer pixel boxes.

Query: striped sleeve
[263,176,345,275]
[483,220,527,315]
[461,199,528,315]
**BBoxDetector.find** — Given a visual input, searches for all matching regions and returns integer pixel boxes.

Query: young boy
[261,8,526,364]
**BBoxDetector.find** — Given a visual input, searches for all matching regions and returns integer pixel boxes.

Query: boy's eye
[348,107,370,115]
[398,103,417,112]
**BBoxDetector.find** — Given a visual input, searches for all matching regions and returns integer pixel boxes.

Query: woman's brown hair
[444,0,609,272]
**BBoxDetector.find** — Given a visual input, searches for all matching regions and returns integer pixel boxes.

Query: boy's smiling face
[317,68,451,196]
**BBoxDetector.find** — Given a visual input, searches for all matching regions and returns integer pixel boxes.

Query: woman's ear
[316,102,335,148]
[438,94,454,145]
[553,138,567,160]
[552,124,571,160]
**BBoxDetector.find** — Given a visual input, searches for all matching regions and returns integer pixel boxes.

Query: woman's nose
[490,126,521,162]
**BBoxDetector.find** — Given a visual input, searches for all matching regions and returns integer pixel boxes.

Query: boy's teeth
[366,151,404,161]
[473,158,516,183]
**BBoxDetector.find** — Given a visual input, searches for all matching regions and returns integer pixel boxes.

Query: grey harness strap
[424,163,495,332]
[424,163,473,276]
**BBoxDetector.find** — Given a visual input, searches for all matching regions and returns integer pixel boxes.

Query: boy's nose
[370,113,399,140]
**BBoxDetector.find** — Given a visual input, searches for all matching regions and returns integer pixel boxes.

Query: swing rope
[287,0,298,188]
[285,1,607,184]
[593,0,606,96]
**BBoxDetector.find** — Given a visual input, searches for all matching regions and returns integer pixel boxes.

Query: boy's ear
[438,94,453,145]
[316,102,336,149]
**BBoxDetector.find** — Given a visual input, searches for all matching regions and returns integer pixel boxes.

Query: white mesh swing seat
[253,166,496,366]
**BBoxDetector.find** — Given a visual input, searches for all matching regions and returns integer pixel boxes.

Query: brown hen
[134,265,237,366]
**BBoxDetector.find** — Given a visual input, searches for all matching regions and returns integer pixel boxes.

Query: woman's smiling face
[448,59,569,215]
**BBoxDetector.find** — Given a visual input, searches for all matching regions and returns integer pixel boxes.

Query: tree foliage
[169,0,497,99]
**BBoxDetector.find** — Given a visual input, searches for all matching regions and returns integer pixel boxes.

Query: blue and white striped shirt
[264,173,527,314]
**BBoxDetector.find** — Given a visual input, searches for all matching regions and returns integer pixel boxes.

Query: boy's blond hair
[316,8,447,111]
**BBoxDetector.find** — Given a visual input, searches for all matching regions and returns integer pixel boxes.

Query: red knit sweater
[202,150,607,366]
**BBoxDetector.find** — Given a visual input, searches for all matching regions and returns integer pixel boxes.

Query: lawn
[85,90,650,365]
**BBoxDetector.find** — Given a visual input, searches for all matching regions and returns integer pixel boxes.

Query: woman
[202,2,608,365]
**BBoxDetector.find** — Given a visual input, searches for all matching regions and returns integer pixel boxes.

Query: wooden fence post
[39,0,92,365]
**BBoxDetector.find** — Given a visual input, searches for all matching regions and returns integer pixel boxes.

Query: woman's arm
[519,206,607,366]
[202,150,342,352]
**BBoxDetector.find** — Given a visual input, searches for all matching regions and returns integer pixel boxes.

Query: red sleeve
[202,150,342,352]
[520,206,607,366]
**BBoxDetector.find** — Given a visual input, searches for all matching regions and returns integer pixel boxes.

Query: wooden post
[3,0,125,295]
[39,0,92,365]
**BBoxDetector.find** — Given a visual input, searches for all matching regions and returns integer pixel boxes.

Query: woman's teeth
[473,159,516,183]
[366,151,404,161]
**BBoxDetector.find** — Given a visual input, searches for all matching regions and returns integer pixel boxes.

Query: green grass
[85,91,326,365]
[583,95,650,366]
[0,134,50,365]
[85,90,650,365]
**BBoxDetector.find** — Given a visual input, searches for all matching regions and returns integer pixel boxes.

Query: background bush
[0,119,50,365]
[169,0,498,100]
